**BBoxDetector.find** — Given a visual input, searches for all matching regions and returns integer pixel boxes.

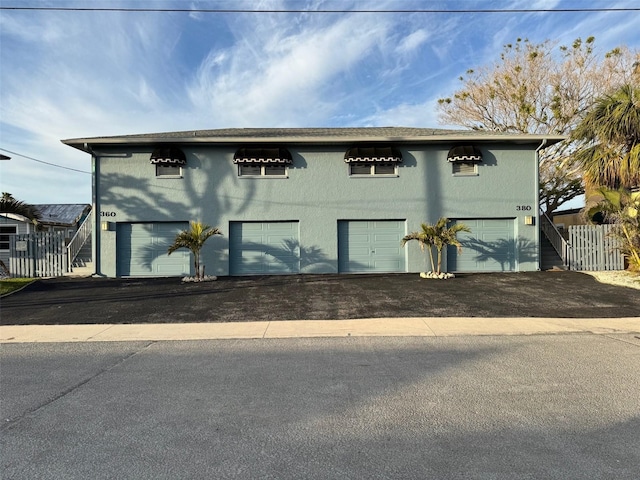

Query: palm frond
[0,193,41,223]
[572,83,640,189]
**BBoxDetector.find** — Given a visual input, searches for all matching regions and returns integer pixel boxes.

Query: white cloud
[187,12,394,126]
[396,29,430,56]
[360,98,441,128]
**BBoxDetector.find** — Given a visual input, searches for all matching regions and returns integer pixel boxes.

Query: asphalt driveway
[1,271,639,326]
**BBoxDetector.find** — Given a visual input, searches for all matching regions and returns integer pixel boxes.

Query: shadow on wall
[454,236,537,272]
[123,230,227,277]
[233,239,348,274]
[99,152,255,276]
[99,150,255,231]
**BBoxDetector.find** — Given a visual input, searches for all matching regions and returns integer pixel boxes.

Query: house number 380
[516,205,532,211]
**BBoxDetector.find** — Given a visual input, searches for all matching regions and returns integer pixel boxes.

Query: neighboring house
[0,213,37,268]
[0,204,91,268]
[62,127,563,278]
[33,204,92,238]
[551,208,585,238]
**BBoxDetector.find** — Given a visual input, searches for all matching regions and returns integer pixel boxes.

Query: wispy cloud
[187,11,395,126]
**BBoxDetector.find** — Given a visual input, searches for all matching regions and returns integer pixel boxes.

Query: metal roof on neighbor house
[61,127,566,153]
[34,204,91,226]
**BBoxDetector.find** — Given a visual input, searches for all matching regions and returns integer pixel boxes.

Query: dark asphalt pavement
[1,271,639,325]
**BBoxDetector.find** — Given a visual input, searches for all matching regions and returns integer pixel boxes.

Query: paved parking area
[1,272,639,325]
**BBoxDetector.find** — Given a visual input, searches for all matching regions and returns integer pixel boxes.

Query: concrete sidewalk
[2,317,639,343]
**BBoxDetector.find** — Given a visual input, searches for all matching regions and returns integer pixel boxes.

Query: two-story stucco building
[62,127,563,278]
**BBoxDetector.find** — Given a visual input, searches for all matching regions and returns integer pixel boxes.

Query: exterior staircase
[540,233,566,270]
[66,216,94,277]
[540,210,569,271]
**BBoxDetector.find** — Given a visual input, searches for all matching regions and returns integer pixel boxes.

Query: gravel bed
[583,270,640,290]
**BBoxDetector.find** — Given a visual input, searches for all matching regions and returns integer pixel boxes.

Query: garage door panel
[481,232,511,242]
[230,221,300,275]
[338,220,406,273]
[117,222,190,277]
[374,234,400,243]
[479,219,513,229]
[374,259,403,270]
[449,219,516,272]
[349,233,371,241]
[266,234,293,244]
[376,247,401,256]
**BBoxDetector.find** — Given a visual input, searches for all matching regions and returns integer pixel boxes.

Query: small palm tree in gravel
[168,221,222,279]
[402,218,470,275]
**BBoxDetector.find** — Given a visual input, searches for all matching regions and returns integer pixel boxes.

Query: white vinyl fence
[567,224,624,271]
[9,232,67,278]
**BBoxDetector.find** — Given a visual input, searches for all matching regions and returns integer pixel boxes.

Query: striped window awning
[233,147,293,164]
[344,146,402,163]
[447,145,483,163]
[150,146,187,166]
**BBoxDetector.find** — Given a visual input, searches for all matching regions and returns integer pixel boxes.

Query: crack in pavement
[1,341,156,431]
[601,334,640,347]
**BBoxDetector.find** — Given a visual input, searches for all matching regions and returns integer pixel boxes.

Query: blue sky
[1,0,639,204]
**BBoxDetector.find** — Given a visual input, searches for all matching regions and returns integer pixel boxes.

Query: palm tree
[401,218,471,275]
[572,84,640,190]
[587,188,640,271]
[0,192,41,224]
[167,221,222,279]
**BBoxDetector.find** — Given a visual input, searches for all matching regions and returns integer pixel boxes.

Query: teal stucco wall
[93,142,539,277]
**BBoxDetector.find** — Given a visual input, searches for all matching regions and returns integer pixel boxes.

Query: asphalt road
[2,335,639,479]
[2,271,640,325]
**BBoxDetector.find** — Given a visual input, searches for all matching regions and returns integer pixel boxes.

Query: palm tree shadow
[452,236,537,271]
[235,239,364,274]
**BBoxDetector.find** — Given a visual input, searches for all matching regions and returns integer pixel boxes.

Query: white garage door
[117,222,190,277]
[229,221,300,275]
[338,220,406,273]
[448,219,516,272]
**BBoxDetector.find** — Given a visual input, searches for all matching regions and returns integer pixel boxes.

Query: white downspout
[85,143,100,277]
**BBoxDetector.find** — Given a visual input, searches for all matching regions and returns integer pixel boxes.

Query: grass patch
[0,278,36,296]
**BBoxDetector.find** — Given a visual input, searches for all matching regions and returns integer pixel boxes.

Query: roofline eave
[62,133,567,153]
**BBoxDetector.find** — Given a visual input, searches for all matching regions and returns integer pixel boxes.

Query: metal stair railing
[540,210,570,268]
[66,214,92,272]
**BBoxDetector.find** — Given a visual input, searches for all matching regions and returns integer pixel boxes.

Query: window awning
[150,146,187,166]
[344,146,402,163]
[233,147,292,164]
[447,146,483,163]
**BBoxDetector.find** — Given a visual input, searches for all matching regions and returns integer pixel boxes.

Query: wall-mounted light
[101,221,110,231]
[524,216,535,226]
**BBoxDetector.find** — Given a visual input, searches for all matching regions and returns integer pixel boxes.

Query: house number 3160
[516,205,532,211]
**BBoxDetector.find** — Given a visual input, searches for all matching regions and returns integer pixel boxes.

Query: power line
[0,148,91,175]
[0,6,638,13]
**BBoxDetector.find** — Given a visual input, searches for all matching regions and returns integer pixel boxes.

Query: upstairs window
[234,147,292,178]
[349,162,397,176]
[238,164,287,177]
[452,162,478,176]
[155,164,182,177]
[344,146,402,177]
[448,145,482,176]
[150,146,186,178]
